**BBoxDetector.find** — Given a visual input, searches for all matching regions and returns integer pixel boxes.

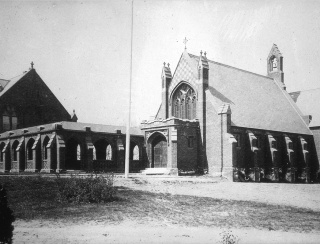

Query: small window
[12,116,17,130]
[288,142,293,150]
[303,143,308,151]
[133,145,139,160]
[252,138,258,148]
[271,140,277,149]
[2,115,10,131]
[106,144,112,160]
[77,145,81,160]
[188,136,194,148]
[257,136,261,148]
[93,146,96,160]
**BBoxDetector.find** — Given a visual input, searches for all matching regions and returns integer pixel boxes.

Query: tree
[0,184,15,244]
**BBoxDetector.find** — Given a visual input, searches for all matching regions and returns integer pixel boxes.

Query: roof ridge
[9,70,29,80]
[290,87,320,93]
[188,52,273,80]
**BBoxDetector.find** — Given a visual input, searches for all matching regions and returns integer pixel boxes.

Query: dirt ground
[13,175,320,244]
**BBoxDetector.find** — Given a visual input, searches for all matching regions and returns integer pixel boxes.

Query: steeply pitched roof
[289,88,320,127]
[0,79,9,88]
[0,71,29,97]
[187,53,311,135]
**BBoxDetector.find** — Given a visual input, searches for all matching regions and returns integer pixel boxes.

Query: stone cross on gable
[183,37,188,50]
[31,61,34,69]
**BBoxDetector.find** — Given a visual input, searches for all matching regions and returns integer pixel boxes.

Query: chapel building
[0,65,71,132]
[0,66,145,173]
[141,44,318,182]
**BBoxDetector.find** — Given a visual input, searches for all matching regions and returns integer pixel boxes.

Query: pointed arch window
[181,99,185,119]
[106,144,112,160]
[77,144,81,160]
[93,146,96,160]
[133,145,139,160]
[186,97,192,119]
[192,96,197,118]
[171,84,197,120]
[174,99,180,118]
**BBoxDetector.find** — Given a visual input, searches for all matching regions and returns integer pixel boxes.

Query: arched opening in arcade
[42,136,50,169]
[65,138,82,170]
[130,142,139,161]
[94,139,113,161]
[0,142,8,171]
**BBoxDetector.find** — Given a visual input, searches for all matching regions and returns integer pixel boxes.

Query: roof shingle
[188,54,311,135]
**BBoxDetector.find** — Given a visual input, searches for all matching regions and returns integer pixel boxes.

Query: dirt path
[115,176,320,210]
[13,176,320,243]
[13,219,320,244]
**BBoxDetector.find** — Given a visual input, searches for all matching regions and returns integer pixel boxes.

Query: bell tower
[267,44,285,90]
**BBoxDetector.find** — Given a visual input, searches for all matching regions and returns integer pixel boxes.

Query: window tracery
[172,84,196,120]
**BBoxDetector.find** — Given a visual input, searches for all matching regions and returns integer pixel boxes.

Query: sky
[1,0,320,126]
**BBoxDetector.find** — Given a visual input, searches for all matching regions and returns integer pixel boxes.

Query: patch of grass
[55,174,115,203]
[1,176,320,233]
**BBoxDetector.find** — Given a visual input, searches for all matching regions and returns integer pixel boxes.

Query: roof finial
[163,62,166,67]
[31,61,34,69]
[204,51,207,57]
[183,37,188,50]
[200,50,203,56]
[167,63,170,68]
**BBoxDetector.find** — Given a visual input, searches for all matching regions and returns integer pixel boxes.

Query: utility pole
[125,0,134,178]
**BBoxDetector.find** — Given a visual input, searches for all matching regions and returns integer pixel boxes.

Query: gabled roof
[186,53,311,135]
[0,71,29,97]
[267,44,283,59]
[289,88,320,127]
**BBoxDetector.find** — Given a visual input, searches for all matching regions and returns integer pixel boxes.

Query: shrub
[55,173,116,204]
[219,230,239,244]
[0,184,15,244]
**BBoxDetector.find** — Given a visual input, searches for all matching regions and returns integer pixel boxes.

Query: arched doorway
[152,135,167,168]
[65,138,82,170]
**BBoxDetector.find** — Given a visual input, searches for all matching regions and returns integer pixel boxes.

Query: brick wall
[177,126,198,171]
[205,90,222,175]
